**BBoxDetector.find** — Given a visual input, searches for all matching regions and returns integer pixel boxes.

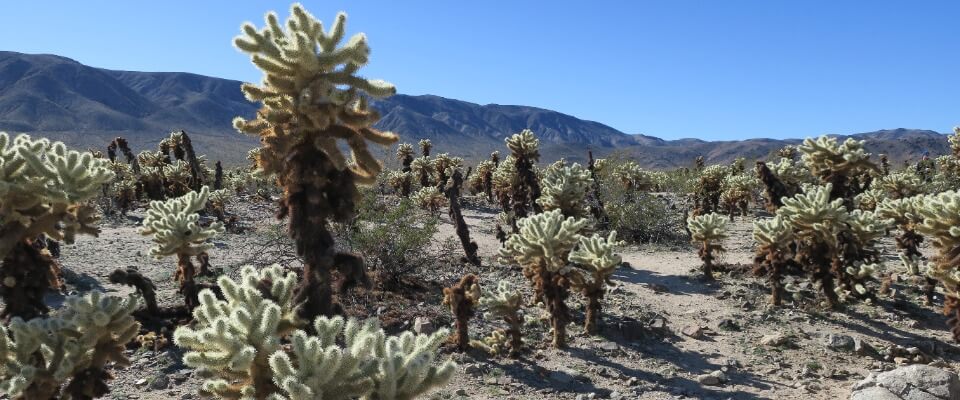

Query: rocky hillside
[0,51,949,167]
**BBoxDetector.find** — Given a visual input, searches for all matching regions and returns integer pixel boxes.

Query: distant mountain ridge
[0,51,950,167]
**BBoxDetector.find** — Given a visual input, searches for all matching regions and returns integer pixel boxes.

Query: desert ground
[49,193,958,400]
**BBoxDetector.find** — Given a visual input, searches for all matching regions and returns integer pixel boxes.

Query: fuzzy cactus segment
[499,209,586,273]
[232,3,398,184]
[779,184,848,249]
[175,265,454,400]
[505,129,540,161]
[569,231,623,333]
[537,162,593,218]
[0,292,139,399]
[141,186,224,258]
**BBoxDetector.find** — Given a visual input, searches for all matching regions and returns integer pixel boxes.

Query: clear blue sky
[1,1,957,140]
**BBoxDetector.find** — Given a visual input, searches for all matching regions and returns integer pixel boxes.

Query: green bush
[336,189,452,289]
[599,181,687,245]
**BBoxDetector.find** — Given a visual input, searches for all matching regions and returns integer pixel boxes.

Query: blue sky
[1,1,957,140]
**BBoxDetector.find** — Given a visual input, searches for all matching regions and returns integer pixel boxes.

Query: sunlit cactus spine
[411,186,446,213]
[686,213,728,280]
[468,160,496,201]
[719,173,756,220]
[914,191,960,341]
[410,156,434,188]
[0,132,114,320]
[877,197,926,276]
[693,165,729,215]
[877,170,923,199]
[499,209,588,348]
[386,170,412,197]
[396,142,414,172]
[232,3,397,319]
[418,139,432,158]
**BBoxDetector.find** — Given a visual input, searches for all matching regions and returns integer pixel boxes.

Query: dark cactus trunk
[445,170,480,266]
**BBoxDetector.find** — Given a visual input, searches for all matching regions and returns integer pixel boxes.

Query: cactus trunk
[0,240,58,320]
[538,270,570,348]
[583,284,604,334]
[176,253,201,309]
[445,170,480,266]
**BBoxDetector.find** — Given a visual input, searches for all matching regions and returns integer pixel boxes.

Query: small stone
[681,325,705,339]
[149,375,170,390]
[760,333,789,347]
[413,317,434,335]
[626,377,639,386]
[455,389,467,396]
[598,341,619,352]
[853,337,880,359]
[135,378,148,386]
[825,334,855,351]
[718,319,740,331]
[697,373,720,386]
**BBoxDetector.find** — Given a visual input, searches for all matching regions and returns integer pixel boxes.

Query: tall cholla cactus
[752,215,794,305]
[914,191,960,341]
[475,280,524,357]
[877,170,923,199]
[504,130,543,224]
[174,265,455,399]
[537,162,593,219]
[568,232,623,334]
[610,161,655,191]
[232,4,397,319]
[686,213,728,280]
[386,170,412,198]
[431,153,461,189]
[141,186,224,308]
[798,135,877,209]
[838,209,888,300]
[0,133,114,320]
[499,209,587,348]
[0,292,139,399]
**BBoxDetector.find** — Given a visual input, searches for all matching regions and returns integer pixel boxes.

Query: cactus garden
[2,2,960,400]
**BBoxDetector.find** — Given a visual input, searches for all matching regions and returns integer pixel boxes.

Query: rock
[598,341,619,352]
[718,319,740,331]
[697,370,727,386]
[626,377,639,386]
[455,388,468,396]
[853,337,880,359]
[826,334,855,352]
[647,318,668,334]
[135,378,148,386]
[760,333,789,347]
[849,364,960,400]
[549,368,586,385]
[681,325,705,339]
[149,375,170,390]
[412,317,434,335]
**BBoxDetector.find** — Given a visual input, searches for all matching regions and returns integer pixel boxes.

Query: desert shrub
[597,179,686,245]
[336,189,449,289]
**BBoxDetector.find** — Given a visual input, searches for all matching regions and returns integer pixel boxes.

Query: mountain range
[0,51,950,168]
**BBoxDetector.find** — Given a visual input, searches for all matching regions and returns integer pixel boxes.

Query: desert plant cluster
[3,3,960,400]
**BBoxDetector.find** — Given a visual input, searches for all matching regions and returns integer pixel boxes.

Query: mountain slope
[0,51,951,167]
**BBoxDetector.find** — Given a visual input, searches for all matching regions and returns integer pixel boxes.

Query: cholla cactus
[719,173,756,219]
[0,292,139,399]
[779,184,848,307]
[410,156,434,188]
[396,143,414,172]
[386,170,412,197]
[877,170,923,199]
[694,165,729,215]
[949,127,960,158]
[444,169,481,265]
[232,4,397,319]
[476,280,523,357]
[411,186,446,212]
[837,209,889,299]
[755,161,794,211]
[914,191,960,341]
[499,209,588,348]
[752,216,794,305]
[537,162,593,219]
[610,161,655,191]
[686,213,728,280]
[141,186,224,308]
[854,187,885,211]
[798,136,877,208]
[432,153,460,188]
[442,274,480,351]
[174,265,455,399]
[877,197,926,276]
[468,160,496,201]
[418,139,432,158]
[0,133,114,319]
[502,130,543,232]
[568,231,623,334]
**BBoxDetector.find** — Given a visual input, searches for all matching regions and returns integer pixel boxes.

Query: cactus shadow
[827,306,957,355]
[612,265,720,296]
[564,343,773,399]
[61,268,107,292]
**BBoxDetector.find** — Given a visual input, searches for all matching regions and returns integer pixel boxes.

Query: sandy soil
[45,194,960,400]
